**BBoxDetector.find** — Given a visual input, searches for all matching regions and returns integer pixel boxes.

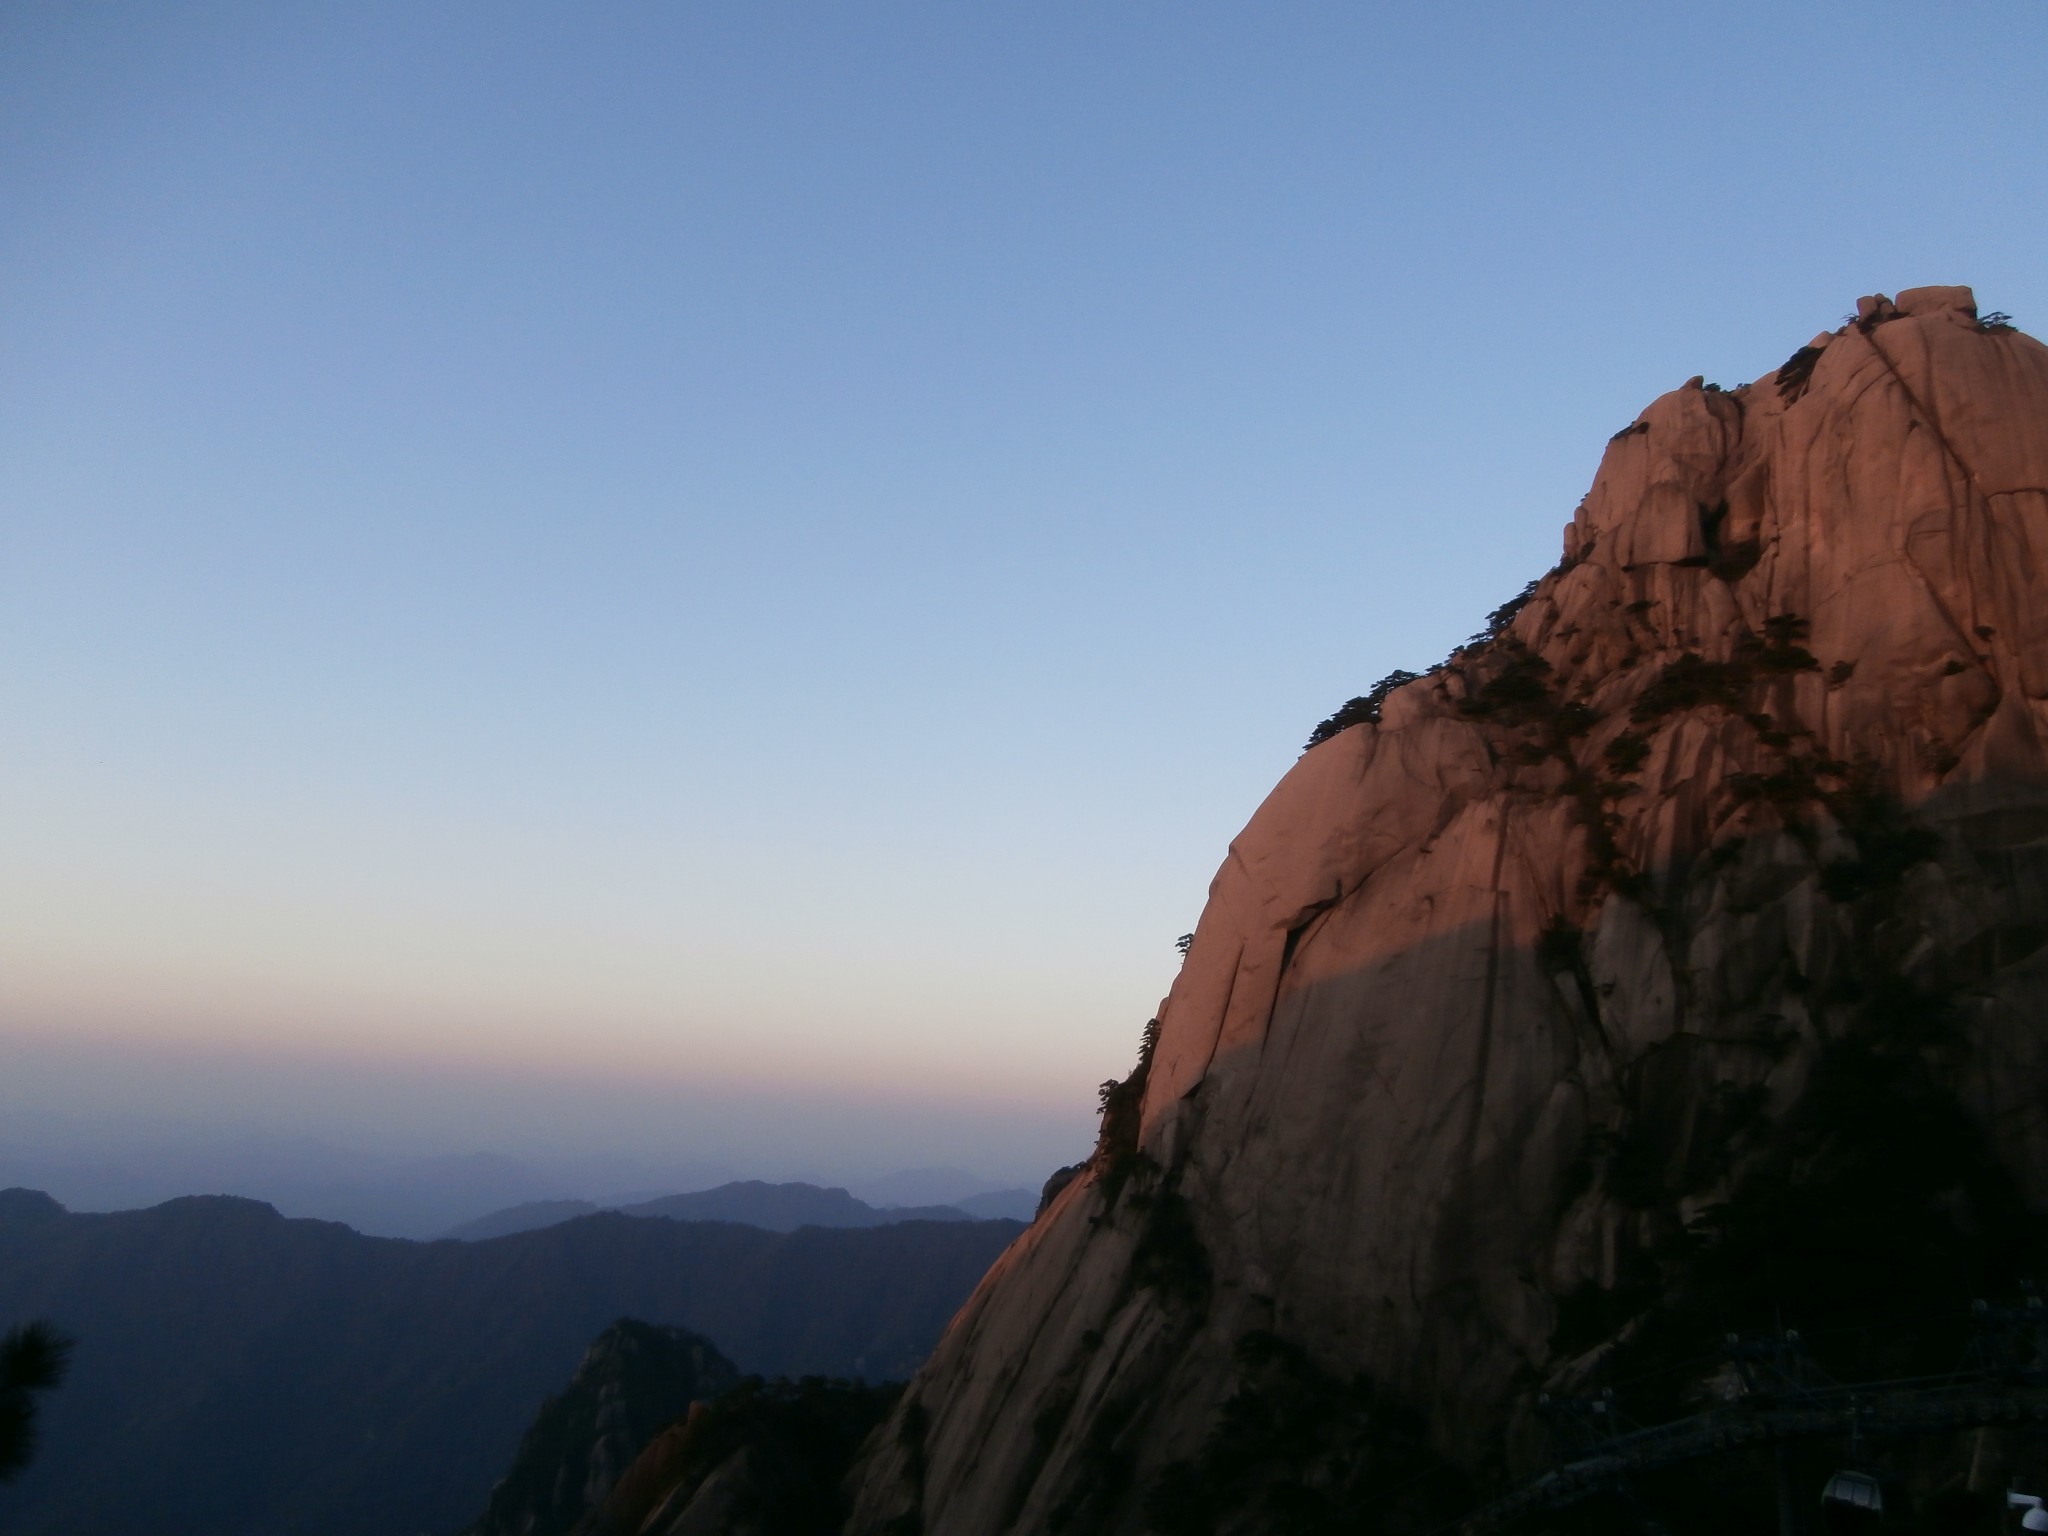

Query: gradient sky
[4,2,2046,1185]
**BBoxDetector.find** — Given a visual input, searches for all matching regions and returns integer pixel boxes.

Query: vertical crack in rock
[1465,805,1515,1159]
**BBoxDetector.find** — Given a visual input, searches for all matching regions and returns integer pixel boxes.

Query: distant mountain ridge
[445,1180,960,1240]
[0,1137,743,1238]
[0,1186,1022,1536]
[620,1180,974,1230]
[947,1187,1035,1221]
[445,1196,605,1239]
[446,1178,1040,1239]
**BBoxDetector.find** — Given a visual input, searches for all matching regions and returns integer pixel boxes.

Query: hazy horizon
[1,1034,1076,1238]
[2,1022,1089,1217]
[6,4,2046,1198]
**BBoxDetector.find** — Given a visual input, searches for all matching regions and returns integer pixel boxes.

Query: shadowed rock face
[569,1377,899,1536]
[845,288,2048,1534]
[463,1321,738,1536]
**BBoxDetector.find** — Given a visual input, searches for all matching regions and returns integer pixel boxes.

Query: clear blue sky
[4,2,2045,1184]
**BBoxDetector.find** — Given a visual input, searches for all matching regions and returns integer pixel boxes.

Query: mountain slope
[844,287,2048,1534]
[0,1188,1020,1536]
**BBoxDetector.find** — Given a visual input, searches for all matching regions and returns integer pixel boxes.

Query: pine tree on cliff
[0,1322,74,1482]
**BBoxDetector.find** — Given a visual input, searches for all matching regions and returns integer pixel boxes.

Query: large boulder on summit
[845,289,2048,1533]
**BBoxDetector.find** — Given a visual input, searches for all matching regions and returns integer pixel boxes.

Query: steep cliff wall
[845,287,2048,1534]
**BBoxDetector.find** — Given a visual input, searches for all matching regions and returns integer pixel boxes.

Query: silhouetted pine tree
[0,1322,73,1482]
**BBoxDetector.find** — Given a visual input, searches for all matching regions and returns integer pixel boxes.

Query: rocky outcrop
[463,1321,737,1536]
[845,288,2048,1533]
[574,1376,899,1536]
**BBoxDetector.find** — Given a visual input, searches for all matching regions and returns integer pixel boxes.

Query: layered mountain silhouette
[0,1187,1020,1536]
[0,1138,742,1239]
[444,1179,996,1240]
[950,1187,1037,1221]
[449,1196,613,1239]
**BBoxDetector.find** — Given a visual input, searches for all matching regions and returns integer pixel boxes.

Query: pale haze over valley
[4,4,2045,1225]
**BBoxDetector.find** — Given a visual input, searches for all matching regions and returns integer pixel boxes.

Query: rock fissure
[1865,323,1994,504]
[1465,808,1516,1159]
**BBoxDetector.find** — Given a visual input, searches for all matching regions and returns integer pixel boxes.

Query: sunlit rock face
[846,288,2048,1535]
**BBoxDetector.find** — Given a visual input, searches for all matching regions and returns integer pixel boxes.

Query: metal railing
[1456,1298,2048,1532]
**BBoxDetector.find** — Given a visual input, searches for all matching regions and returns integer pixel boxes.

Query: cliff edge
[844,287,2048,1534]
